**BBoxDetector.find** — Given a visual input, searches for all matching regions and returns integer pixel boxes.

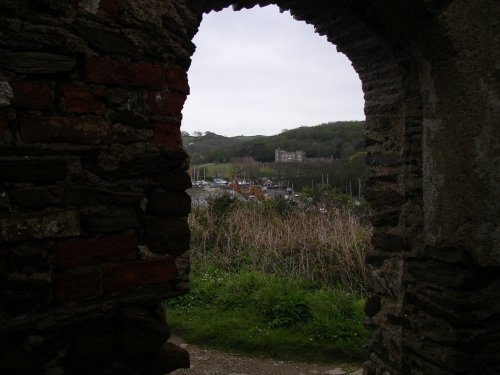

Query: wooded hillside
[183,121,365,164]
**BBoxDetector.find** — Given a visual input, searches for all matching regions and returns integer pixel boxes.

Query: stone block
[10,82,54,109]
[0,211,80,242]
[0,158,68,183]
[99,0,121,18]
[62,87,105,114]
[3,289,49,314]
[0,52,76,74]
[114,152,187,179]
[404,175,423,196]
[8,185,65,209]
[116,307,169,357]
[146,92,186,118]
[147,191,190,217]
[73,24,138,57]
[365,152,401,167]
[67,327,115,369]
[20,114,110,145]
[364,189,405,210]
[81,207,141,234]
[0,112,6,140]
[365,253,387,268]
[109,112,152,128]
[102,257,177,292]
[0,335,63,371]
[64,186,143,206]
[387,314,411,328]
[0,246,7,281]
[152,342,190,374]
[11,241,53,273]
[166,67,190,95]
[371,232,405,252]
[110,123,154,144]
[106,89,144,112]
[57,233,138,270]
[365,295,382,318]
[5,271,52,291]
[152,121,183,149]
[370,210,400,227]
[78,0,100,14]
[85,56,166,90]
[406,259,477,289]
[0,80,13,107]
[154,172,192,191]
[53,268,101,301]
[141,217,190,256]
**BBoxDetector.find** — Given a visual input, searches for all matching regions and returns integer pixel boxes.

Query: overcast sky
[181,5,364,137]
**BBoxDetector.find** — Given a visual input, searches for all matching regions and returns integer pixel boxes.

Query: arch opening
[173,5,372,365]
[179,2,425,374]
[0,1,498,374]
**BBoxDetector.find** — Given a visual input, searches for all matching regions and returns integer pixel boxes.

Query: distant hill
[183,121,365,164]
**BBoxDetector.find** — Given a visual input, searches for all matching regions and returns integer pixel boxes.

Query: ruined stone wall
[0,0,498,374]
[0,1,196,373]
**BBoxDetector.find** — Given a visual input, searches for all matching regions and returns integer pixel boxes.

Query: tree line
[183,121,366,165]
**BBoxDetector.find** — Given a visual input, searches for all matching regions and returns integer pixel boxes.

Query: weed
[169,268,369,363]
[189,196,371,294]
[170,194,372,363]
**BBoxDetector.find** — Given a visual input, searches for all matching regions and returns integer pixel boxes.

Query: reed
[188,196,371,295]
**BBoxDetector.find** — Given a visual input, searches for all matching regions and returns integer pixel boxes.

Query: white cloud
[182,5,364,137]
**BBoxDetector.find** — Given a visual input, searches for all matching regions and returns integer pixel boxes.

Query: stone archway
[0,1,498,374]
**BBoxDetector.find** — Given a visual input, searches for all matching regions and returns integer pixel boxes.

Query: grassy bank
[169,267,368,363]
[168,194,372,363]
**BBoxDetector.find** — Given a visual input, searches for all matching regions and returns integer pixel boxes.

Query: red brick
[10,82,54,109]
[166,68,189,94]
[62,87,105,114]
[57,234,138,270]
[99,0,121,17]
[146,92,186,118]
[152,122,182,149]
[102,258,177,292]
[53,269,101,301]
[20,114,110,145]
[85,56,166,90]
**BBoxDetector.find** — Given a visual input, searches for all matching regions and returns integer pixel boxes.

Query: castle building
[275,149,306,163]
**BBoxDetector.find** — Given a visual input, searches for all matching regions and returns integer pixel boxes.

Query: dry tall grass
[188,198,372,294]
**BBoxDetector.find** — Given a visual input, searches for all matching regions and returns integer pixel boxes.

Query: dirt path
[169,336,363,375]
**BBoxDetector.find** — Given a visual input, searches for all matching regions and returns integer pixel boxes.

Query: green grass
[169,195,371,364]
[200,163,234,179]
[168,266,369,364]
[188,197,371,294]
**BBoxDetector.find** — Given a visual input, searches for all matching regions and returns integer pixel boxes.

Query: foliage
[183,121,366,164]
[168,267,369,363]
[190,195,371,294]
[189,155,368,195]
[169,192,372,364]
[207,194,236,222]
